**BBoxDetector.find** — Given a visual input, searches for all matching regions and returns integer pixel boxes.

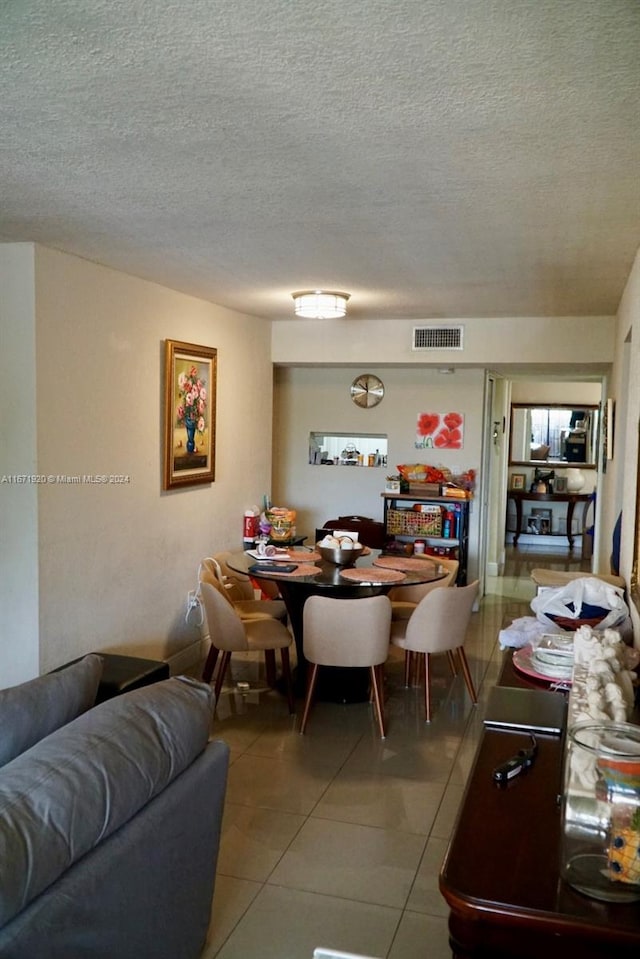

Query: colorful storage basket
[386,508,442,537]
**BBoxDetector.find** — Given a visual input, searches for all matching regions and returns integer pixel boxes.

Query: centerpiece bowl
[317,537,364,567]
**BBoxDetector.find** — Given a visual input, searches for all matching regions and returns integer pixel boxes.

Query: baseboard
[166,638,208,676]
[506,533,583,548]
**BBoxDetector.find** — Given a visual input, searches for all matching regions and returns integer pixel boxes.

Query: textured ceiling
[1,0,639,321]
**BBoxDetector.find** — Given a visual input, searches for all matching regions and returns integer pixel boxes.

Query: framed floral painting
[163,339,216,490]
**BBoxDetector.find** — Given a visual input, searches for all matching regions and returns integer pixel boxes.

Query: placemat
[288,548,322,562]
[258,563,323,577]
[373,555,440,572]
[338,567,406,584]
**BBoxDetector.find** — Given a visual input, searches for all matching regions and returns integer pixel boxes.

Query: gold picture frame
[510,473,526,490]
[163,339,216,490]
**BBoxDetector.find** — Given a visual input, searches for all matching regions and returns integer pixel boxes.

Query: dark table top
[226,547,448,590]
[439,651,640,958]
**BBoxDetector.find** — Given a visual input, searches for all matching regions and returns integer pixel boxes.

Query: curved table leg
[512,497,522,546]
[566,500,576,549]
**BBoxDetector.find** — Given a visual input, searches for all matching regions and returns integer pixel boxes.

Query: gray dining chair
[199,581,295,713]
[300,595,392,738]
[389,580,479,722]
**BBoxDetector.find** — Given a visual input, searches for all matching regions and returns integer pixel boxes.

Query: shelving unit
[381,492,469,584]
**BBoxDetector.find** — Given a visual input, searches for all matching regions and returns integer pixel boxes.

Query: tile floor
[199,545,589,959]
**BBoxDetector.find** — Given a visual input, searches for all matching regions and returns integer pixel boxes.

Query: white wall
[0,246,39,686]
[1,244,274,682]
[612,248,640,638]
[272,366,485,583]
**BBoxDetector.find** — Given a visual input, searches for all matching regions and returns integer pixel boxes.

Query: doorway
[481,374,606,590]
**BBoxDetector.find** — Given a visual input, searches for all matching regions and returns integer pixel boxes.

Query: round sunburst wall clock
[349,373,385,408]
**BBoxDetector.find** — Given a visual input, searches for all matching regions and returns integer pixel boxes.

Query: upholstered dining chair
[199,555,287,623]
[387,557,459,621]
[199,581,295,713]
[389,580,479,722]
[300,595,392,738]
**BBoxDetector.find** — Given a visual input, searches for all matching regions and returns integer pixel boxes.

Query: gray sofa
[0,656,229,959]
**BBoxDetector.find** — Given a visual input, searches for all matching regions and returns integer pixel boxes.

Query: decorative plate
[512,644,573,684]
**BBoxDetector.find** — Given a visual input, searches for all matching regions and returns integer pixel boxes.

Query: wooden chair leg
[403,650,412,686]
[264,649,277,687]
[423,652,432,722]
[280,647,295,714]
[412,651,422,686]
[202,646,219,684]
[214,651,232,703]
[369,665,386,739]
[447,649,459,675]
[299,663,319,734]
[457,647,478,705]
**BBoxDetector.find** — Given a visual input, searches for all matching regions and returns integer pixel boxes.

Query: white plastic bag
[530,577,628,631]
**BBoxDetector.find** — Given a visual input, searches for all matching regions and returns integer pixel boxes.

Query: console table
[439,654,640,959]
[507,490,591,548]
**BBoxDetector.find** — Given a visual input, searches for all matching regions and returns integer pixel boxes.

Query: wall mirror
[509,404,600,467]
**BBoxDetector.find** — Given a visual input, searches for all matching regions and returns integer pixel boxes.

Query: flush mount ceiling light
[292,290,350,319]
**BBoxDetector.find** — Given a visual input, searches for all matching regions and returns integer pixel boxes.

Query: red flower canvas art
[416,411,464,450]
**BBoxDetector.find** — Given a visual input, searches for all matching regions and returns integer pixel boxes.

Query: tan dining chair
[199,555,287,623]
[387,557,459,621]
[300,595,392,739]
[389,580,479,722]
[199,581,295,712]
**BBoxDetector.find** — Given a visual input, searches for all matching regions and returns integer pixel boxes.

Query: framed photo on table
[510,473,526,491]
[163,339,217,490]
[554,476,568,493]
[531,507,552,535]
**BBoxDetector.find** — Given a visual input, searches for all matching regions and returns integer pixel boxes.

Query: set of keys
[492,734,538,783]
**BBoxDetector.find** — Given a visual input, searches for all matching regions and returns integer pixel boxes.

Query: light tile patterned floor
[199,545,589,959]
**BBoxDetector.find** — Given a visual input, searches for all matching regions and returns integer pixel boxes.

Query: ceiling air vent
[412,325,464,351]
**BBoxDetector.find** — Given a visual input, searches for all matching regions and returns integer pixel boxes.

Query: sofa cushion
[0,654,104,768]
[0,675,214,927]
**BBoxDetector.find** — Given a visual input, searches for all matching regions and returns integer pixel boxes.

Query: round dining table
[226,547,448,701]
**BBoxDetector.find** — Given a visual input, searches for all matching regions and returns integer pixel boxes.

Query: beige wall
[510,381,602,405]
[273,366,485,582]
[271,315,616,367]
[0,246,39,686]
[1,244,274,683]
